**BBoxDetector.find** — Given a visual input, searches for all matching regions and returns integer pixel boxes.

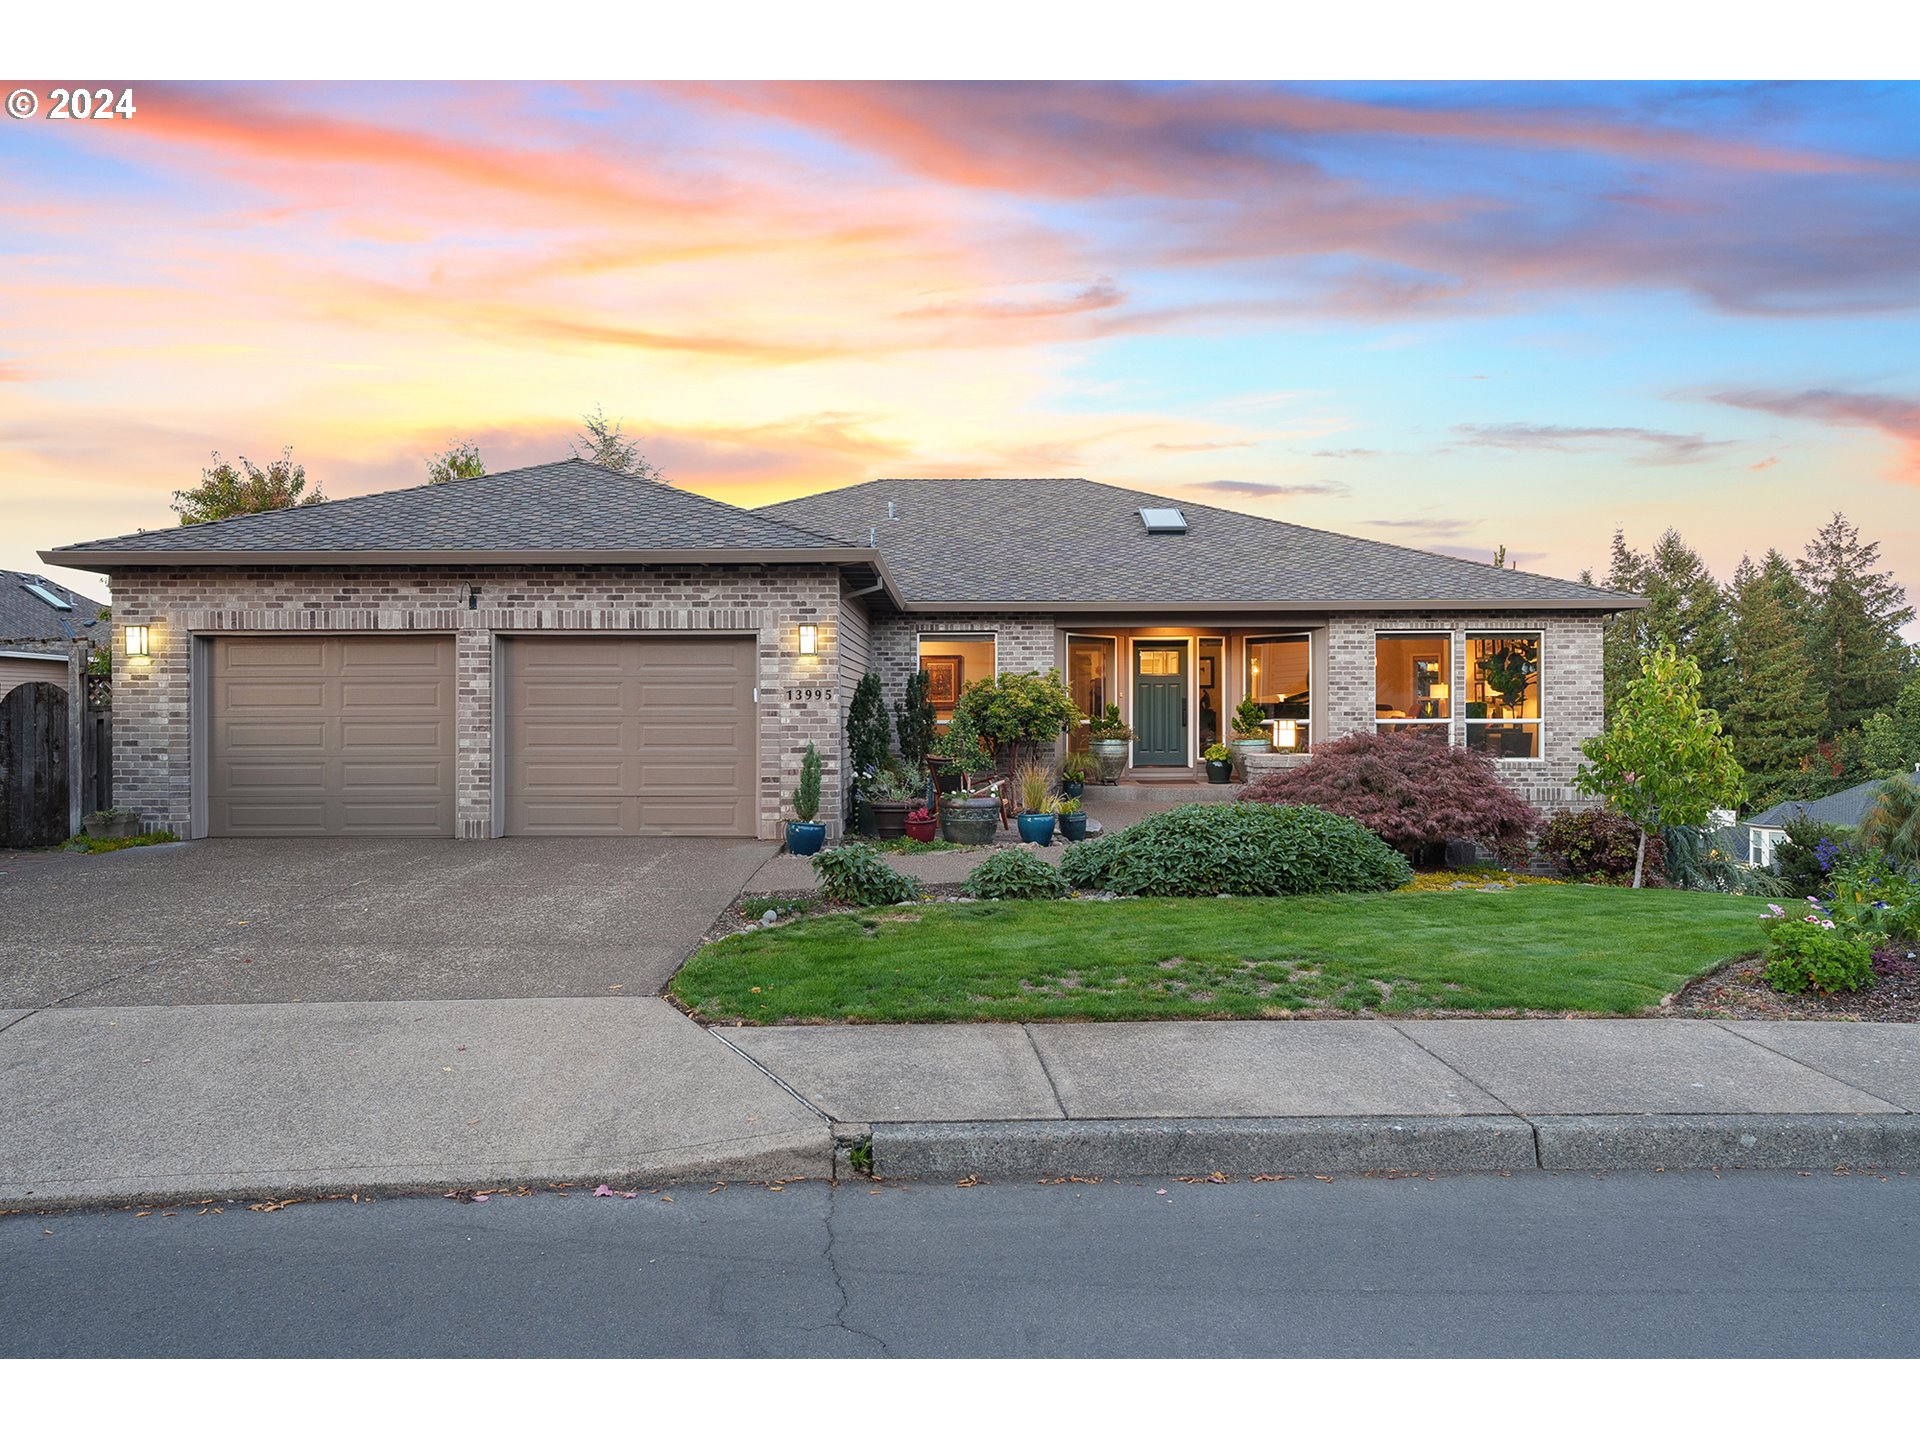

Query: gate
[0,681,69,847]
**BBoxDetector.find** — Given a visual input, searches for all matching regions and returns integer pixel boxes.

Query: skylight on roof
[24,582,71,610]
[1138,507,1188,535]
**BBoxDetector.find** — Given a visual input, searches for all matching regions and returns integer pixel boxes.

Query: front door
[1132,641,1188,766]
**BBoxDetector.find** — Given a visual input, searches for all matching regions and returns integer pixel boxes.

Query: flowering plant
[907,806,933,824]
[1760,900,1875,995]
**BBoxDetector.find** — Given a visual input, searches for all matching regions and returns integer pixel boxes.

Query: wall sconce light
[797,623,819,656]
[125,624,151,660]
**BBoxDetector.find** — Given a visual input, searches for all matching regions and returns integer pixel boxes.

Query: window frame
[1463,629,1545,763]
[1243,631,1313,751]
[1373,629,1454,742]
[1064,632,1119,738]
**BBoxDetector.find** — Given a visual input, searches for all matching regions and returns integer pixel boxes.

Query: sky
[2,79,1917,621]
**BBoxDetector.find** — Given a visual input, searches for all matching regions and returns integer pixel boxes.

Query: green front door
[1132,642,1188,766]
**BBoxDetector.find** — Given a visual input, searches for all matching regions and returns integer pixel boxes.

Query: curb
[866,1114,1920,1180]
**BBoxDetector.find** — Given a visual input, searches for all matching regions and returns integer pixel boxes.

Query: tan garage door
[504,635,757,836]
[209,635,455,837]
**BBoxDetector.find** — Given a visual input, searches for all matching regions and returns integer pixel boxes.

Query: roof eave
[901,596,1643,614]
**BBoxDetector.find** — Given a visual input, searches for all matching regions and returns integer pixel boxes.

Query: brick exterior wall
[103,564,847,840]
[1324,610,1604,812]
[867,611,1060,713]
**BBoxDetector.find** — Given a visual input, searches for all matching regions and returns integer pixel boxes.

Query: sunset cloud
[1706,387,1920,480]
[1187,479,1350,497]
[1454,423,1734,465]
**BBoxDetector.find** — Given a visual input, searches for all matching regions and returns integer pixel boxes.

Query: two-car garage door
[206,634,756,837]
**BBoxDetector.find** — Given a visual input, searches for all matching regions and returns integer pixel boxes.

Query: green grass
[670,886,1767,1023]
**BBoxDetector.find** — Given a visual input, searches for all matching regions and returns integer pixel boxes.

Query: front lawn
[671,886,1766,1024]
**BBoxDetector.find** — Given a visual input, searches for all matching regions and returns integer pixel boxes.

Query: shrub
[1821,855,1920,945]
[963,847,1069,900]
[1072,802,1412,897]
[1661,822,1783,896]
[811,844,917,906]
[1231,697,1267,740]
[791,742,822,823]
[951,669,1083,766]
[895,668,937,770]
[1540,809,1665,885]
[1761,906,1876,995]
[1242,729,1541,865]
[1861,774,1920,872]
[1060,831,1125,890]
[1772,817,1859,895]
[847,673,892,777]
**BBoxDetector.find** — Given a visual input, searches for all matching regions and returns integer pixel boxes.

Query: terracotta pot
[905,815,938,843]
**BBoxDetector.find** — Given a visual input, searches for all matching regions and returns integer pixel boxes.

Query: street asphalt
[0,836,774,1006]
[4,1170,1915,1357]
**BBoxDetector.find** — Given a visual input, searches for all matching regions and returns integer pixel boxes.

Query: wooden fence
[0,644,113,847]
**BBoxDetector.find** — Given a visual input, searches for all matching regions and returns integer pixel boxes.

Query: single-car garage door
[208,635,455,837]
[504,635,757,836]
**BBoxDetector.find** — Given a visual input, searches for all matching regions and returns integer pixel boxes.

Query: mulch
[1673,947,1920,1023]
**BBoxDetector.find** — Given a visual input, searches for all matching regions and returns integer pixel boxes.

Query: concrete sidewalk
[725,1018,1920,1178]
[0,997,829,1207]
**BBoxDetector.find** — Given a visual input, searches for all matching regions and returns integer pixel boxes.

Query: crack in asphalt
[818,1185,890,1356]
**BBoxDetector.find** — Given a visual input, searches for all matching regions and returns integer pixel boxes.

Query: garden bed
[1673,947,1920,1022]
[672,885,1766,1025]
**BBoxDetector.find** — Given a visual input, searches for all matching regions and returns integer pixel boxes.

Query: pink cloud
[1708,388,1920,482]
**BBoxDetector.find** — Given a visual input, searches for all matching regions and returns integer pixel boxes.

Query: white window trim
[1464,629,1546,764]
[1244,631,1313,751]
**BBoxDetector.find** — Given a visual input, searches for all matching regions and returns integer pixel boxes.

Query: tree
[1595,528,1734,717]
[172,448,323,524]
[949,670,1084,770]
[1721,550,1820,803]
[1797,512,1915,737]
[427,438,486,485]
[847,673,892,778]
[1860,671,1920,776]
[571,405,663,480]
[1598,529,1651,716]
[894,668,937,770]
[1861,774,1920,871]
[1576,645,1745,888]
[1241,728,1542,866]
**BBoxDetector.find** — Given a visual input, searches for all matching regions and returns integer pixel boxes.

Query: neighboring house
[0,570,109,701]
[1742,770,1920,868]
[43,462,1641,840]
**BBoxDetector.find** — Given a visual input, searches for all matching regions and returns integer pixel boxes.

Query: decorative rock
[762,909,779,925]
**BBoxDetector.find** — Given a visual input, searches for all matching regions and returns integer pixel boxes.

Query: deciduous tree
[571,405,663,480]
[172,448,323,524]
[427,438,486,484]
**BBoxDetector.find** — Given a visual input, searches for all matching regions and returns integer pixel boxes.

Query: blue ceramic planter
[786,821,826,856]
[1058,811,1088,842]
[1016,812,1056,847]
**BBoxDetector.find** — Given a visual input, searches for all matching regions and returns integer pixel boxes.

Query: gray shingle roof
[1746,773,1918,831]
[45,460,860,564]
[758,477,1639,610]
[0,571,108,655]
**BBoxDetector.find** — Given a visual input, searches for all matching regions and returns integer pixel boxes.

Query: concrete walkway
[0,997,828,1207]
[725,1018,1920,1178]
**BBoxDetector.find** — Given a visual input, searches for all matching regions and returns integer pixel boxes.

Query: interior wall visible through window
[1066,634,1117,742]
[1375,632,1451,742]
[1244,634,1310,751]
[916,633,995,720]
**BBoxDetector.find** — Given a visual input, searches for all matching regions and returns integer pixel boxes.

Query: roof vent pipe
[870,526,877,546]
[887,500,897,520]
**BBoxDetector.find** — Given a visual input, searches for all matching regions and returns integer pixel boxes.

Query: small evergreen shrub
[811,844,917,906]
[963,847,1069,900]
[1773,817,1859,895]
[1540,809,1665,885]
[1077,802,1412,897]
[1761,906,1876,995]
[791,741,822,823]
[1060,831,1124,890]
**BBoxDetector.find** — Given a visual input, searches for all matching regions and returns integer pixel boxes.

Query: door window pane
[1198,637,1224,750]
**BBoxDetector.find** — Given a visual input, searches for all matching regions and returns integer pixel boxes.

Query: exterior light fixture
[1275,719,1299,750]
[125,624,151,660]
[797,623,819,656]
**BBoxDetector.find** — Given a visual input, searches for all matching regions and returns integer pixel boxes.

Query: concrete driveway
[0,837,775,1009]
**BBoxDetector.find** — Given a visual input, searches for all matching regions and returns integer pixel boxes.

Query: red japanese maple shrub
[1240,729,1542,866]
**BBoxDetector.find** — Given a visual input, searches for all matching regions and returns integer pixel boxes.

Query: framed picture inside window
[1198,655,1216,688]
[923,656,962,708]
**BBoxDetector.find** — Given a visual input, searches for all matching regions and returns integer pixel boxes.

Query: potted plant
[905,805,938,843]
[82,807,140,840]
[786,743,826,856]
[941,785,1000,845]
[1013,760,1057,846]
[927,708,986,789]
[1203,742,1234,784]
[1086,704,1133,783]
[1058,751,1088,799]
[1229,697,1270,780]
[1056,795,1087,842]
[866,764,920,840]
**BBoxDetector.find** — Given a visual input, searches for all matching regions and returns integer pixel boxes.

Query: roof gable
[1747,774,1915,830]
[45,460,862,565]
[758,477,1639,610]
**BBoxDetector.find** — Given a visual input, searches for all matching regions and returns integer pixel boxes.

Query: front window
[1375,633,1451,741]
[1066,635,1116,737]
[1244,634,1310,750]
[1465,633,1542,760]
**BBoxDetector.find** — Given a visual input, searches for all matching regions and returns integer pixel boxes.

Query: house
[0,571,109,700]
[42,462,1641,840]
[1742,770,1920,868]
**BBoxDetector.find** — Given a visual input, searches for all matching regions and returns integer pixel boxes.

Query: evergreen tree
[1642,529,1731,714]
[1722,550,1819,803]
[1861,670,1920,776]
[571,405,663,480]
[1796,512,1915,737]
[1599,530,1650,717]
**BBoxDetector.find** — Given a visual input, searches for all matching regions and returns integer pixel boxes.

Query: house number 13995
[786,687,834,701]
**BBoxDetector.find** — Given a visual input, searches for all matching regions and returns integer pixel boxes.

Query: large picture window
[1244,634,1310,750]
[1066,634,1116,738]
[1466,633,1542,760]
[1375,633,1451,741]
